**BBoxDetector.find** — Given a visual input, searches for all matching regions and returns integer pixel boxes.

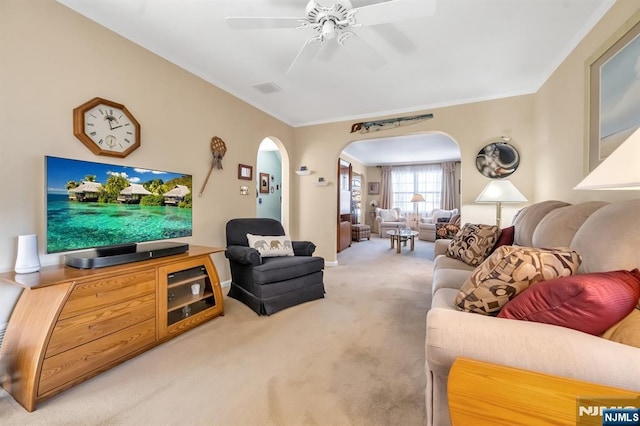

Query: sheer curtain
[391,164,442,216]
[441,162,456,209]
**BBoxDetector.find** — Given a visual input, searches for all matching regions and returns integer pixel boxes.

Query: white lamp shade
[475,179,528,203]
[410,193,425,202]
[575,127,640,190]
[15,234,41,274]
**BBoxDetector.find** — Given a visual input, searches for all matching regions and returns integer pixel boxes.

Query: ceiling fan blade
[317,40,340,62]
[225,16,305,30]
[370,23,417,55]
[286,36,323,75]
[350,0,436,27]
[339,32,386,71]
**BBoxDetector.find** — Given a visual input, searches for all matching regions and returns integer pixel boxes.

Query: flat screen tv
[46,156,192,254]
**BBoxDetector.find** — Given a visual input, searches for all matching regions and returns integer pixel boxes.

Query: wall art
[587,14,640,171]
[476,141,520,178]
[238,164,253,180]
[259,173,270,193]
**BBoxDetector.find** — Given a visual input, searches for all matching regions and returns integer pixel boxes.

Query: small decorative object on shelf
[295,165,311,176]
[313,177,328,186]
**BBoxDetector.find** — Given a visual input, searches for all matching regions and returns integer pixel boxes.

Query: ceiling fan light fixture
[321,20,337,39]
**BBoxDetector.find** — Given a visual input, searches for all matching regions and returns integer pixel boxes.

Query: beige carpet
[0,236,435,425]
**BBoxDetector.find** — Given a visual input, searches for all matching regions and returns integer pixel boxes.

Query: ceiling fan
[225,0,436,74]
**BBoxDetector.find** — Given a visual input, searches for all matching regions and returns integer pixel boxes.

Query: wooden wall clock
[73,97,140,158]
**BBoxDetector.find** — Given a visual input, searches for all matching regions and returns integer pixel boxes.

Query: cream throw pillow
[380,209,398,222]
[246,234,294,257]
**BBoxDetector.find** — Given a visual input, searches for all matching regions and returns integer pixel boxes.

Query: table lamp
[475,180,527,228]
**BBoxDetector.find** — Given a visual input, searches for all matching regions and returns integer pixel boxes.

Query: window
[391,164,442,215]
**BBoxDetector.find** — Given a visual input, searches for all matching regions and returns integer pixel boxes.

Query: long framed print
[587,13,640,171]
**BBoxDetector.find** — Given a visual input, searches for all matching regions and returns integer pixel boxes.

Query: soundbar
[64,241,189,269]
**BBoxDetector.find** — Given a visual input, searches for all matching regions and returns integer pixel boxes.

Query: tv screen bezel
[45,155,193,254]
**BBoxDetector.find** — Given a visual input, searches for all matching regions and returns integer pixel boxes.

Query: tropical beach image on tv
[46,156,193,254]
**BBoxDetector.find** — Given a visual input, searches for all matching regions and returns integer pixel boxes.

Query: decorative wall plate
[476,142,520,178]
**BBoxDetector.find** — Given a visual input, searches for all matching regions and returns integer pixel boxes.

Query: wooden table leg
[390,236,394,249]
[410,235,415,251]
[396,236,401,253]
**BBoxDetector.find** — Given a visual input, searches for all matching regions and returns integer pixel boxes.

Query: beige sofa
[425,199,640,426]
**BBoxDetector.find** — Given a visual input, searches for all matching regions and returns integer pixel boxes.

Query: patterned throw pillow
[455,245,582,315]
[446,223,501,266]
[435,223,460,239]
[246,234,294,257]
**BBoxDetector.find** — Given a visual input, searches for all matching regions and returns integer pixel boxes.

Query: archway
[256,137,290,229]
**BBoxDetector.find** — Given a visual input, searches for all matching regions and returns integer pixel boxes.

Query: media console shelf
[0,245,225,412]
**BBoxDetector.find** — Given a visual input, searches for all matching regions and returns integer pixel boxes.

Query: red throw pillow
[492,226,514,252]
[497,269,640,335]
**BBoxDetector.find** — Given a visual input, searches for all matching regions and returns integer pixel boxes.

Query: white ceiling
[56,0,615,165]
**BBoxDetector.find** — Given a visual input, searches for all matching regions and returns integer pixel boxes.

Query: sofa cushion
[531,202,607,249]
[570,199,640,274]
[446,223,501,266]
[246,234,294,257]
[601,300,640,349]
[454,246,582,315]
[512,200,569,246]
[498,269,640,335]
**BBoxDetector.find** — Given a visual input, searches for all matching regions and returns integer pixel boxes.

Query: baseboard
[325,260,338,267]
[220,279,231,288]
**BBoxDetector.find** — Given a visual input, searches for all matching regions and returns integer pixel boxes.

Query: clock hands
[104,114,122,130]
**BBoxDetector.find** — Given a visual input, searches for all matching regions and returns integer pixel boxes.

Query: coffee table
[386,229,419,253]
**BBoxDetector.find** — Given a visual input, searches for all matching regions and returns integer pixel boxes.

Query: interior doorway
[256,137,282,222]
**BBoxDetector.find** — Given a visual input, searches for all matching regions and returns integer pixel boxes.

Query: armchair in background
[375,207,407,237]
[418,208,459,241]
[224,218,325,316]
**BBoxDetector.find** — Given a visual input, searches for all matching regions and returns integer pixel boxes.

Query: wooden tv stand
[0,245,225,412]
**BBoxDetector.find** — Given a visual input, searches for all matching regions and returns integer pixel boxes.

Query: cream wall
[292,95,537,263]
[534,1,640,203]
[0,0,293,280]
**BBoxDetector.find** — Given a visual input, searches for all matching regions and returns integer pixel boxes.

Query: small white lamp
[575,127,640,190]
[410,193,426,228]
[475,180,527,228]
[15,234,41,274]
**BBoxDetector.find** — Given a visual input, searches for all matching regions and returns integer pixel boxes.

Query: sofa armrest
[292,241,316,256]
[224,245,261,265]
[434,239,451,256]
[426,307,640,392]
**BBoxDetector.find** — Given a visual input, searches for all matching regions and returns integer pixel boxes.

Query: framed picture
[238,164,253,180]
[259,173,270,193]
[368,181,380,195]
[587,14,640,171]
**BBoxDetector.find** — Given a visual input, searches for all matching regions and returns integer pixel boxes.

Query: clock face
[73,98,140,157]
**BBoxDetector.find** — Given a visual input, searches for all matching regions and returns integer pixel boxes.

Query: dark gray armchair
[224,218,325,315]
